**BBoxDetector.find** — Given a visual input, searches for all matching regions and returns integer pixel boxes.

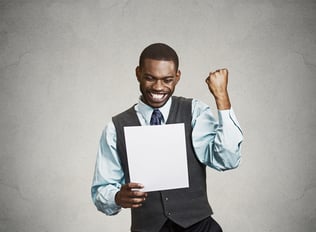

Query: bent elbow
[95,200,120,216]
[214,148,241,171]
[225,156,241,170]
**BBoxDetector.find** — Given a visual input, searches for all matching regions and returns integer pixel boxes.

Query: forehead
[141,59,177,74]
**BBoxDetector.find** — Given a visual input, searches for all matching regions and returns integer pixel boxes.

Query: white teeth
[151,93,164,100]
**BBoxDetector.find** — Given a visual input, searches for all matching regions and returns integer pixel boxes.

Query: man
[91,43,243,232]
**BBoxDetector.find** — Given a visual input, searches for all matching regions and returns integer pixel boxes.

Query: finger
[130,196,146,203]
[121,201,143,209]
[126,202,144,208]
[122,189,147,200]
[130,190,147,197]
[121,196,145,203]
[211,68,228,75]
[206,73,215,83]
[121,195,147,208]
[121,192,146,201]
[218,68,227,76]
[127,182,144,188]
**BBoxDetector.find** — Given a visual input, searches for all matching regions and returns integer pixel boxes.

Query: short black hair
[139,43,179,70]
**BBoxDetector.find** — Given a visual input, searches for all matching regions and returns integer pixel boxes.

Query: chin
[145,98,169,108]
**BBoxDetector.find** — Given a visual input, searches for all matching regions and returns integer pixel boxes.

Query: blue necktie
[150,109,164,125]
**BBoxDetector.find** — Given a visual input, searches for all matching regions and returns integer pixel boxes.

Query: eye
[144,76,154,82]
[164,78,173,83]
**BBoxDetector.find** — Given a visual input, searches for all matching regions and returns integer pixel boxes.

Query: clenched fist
[205,68,231,110]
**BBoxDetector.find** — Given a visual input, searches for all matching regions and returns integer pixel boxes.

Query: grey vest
[112,96,213,232]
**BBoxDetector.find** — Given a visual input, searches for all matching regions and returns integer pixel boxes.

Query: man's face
[136,59,181,108]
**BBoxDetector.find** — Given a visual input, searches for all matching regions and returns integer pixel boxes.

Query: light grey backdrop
[0,0,315,231]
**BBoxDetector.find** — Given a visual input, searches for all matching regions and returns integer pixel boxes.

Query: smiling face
[136,58,181,108]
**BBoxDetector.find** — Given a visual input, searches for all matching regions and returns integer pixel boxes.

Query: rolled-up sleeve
[191,99,243,171]
[91,122,124,215]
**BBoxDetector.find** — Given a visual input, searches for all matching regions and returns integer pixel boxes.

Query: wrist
[214,94,231,110]
[114,191,121,206]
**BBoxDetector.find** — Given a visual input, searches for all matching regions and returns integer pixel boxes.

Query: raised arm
[192,68,243,171]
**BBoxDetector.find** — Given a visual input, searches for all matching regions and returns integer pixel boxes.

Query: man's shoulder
[172,96,193,104]
[172,96,208,106]
[112,104,137,119]
[172,96,211,115]
[169,96,193,116]
[111,103,140,129]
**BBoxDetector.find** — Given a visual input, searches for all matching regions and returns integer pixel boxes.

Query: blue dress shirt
[91,97,243,216]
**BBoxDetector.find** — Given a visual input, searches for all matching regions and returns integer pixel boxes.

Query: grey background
[0,0,315,231]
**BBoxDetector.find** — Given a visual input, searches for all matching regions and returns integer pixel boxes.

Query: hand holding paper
[115,182,147,208]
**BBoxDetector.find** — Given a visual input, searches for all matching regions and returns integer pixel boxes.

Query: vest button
[165,197,168,201]
[167,212,171,216]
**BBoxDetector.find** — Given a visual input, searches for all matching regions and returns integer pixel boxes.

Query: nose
[152,80,164,91]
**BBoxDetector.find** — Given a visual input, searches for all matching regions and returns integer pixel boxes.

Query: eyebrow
[144,73,175,79]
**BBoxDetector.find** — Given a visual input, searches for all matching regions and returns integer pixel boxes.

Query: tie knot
[150,109,164,125]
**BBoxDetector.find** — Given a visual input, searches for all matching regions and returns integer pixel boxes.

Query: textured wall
[0,0,315,231]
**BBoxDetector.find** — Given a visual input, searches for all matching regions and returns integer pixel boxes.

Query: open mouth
[149,92,168,103]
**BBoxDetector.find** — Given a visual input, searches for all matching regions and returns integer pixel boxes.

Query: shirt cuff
[107,188,121,214]
[95,186,121,216]
[218,108,242,134]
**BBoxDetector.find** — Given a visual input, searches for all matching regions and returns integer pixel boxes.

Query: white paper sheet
[124,123,189,192]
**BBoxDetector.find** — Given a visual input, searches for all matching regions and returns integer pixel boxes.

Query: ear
[135,66,141,82]
[175,70,181,83]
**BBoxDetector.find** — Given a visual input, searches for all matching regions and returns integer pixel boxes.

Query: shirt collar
[136,96,172,125]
